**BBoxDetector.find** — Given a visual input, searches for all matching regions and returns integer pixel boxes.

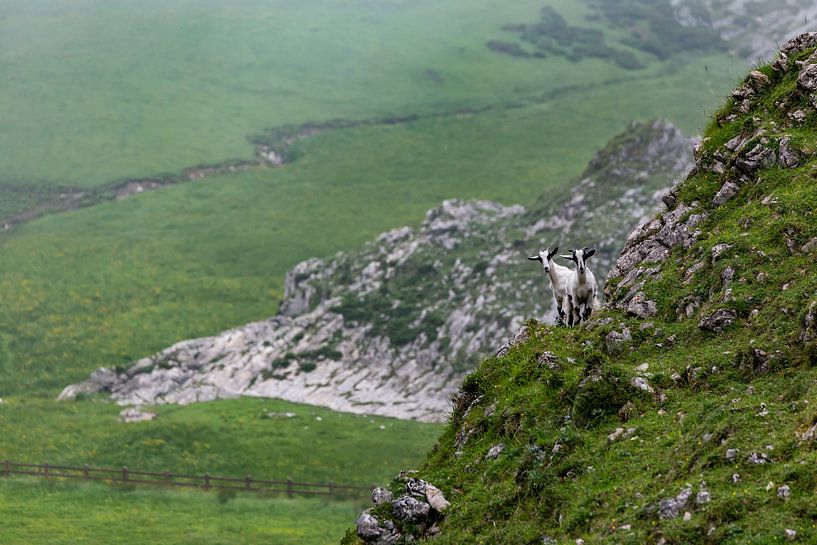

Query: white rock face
[59,122,693,422]
[61,200,528,422]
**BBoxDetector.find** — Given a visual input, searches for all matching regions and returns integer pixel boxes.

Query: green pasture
[0,397,441,483]
[0,396,440,543]
[2,0,640,188]
[0,478,360,545]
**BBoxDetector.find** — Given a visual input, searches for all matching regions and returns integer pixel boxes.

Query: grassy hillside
[0,56,740,398]
[1,0,726,189]
[0,0,742,401]
[343,36,817,544]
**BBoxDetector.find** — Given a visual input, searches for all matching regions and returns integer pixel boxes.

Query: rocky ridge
[341,34,817,545]
[607,32,817,316]
[60,121,693,422]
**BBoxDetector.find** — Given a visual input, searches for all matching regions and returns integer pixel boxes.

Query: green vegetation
[265,342,342,378]
[0,3,757,542]
[0,0,711,192]
[590,0,725,60]
[0,478,359,545]
[496,0,724,69]
[0,55,741,398]
[342,47,817,544]
[501,5,644,69]
[0,397,440,484]
[0,396,441,544]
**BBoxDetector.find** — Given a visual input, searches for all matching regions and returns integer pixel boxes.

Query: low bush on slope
[343,33,817,545]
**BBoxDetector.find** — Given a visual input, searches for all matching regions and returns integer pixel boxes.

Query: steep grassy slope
[344,34,817,545]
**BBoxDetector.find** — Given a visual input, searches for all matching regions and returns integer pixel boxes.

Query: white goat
[528,246,572,325]
[561,247,598,326]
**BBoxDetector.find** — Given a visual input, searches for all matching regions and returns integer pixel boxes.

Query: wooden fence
[1,460,372,499]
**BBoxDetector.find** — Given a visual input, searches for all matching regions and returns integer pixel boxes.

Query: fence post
[163,471,171,486]
[204,473,210,491]
[245,475,252,491]
[328,481,335,497]
[43,462,49,479]
[83,464,89,480]
[122,466,128,483]
[3,460,9,479]
[286,479,293,498]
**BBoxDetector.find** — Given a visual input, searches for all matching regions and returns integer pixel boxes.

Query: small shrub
[571,366,634,428]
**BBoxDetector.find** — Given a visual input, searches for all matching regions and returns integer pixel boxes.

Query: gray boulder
[748,70,770,90]
[356,512,400,545]
[425,484,451,512]
[711,243,733,262]
[371,487,393,505]
[605,327,632,355]
[699,309,738,333]
[802,301,817,343]
[659,485,693,519]
[781,32,817,57]
[798,64,817,91]
[392,495,431,524]
[779,137,801,168]
[357,513,384,541]
[736,143,777,175]
[712,181,740,206]
[626,292,657,318]
[57,367,118,401]
[405,478,427,497]
[778,485,791,499]
[119,407,156,423]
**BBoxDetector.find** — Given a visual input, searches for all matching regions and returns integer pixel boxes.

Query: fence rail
[1,460,372,499]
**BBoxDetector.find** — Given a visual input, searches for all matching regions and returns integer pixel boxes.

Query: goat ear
[585,248,596,259]
[528,255,542,262]
[560,254,573,260]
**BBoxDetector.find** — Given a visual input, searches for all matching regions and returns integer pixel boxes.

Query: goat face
[528,246,558,273]
[561,247,596,275]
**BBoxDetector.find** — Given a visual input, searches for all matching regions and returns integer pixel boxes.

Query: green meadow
[0,397,440,484]
[0,1,753,542]
[0,479,360,545]
[0,397,441,544]
[1,0,656,188]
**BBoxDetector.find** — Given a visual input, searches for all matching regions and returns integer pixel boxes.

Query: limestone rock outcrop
[60,121,693,422]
